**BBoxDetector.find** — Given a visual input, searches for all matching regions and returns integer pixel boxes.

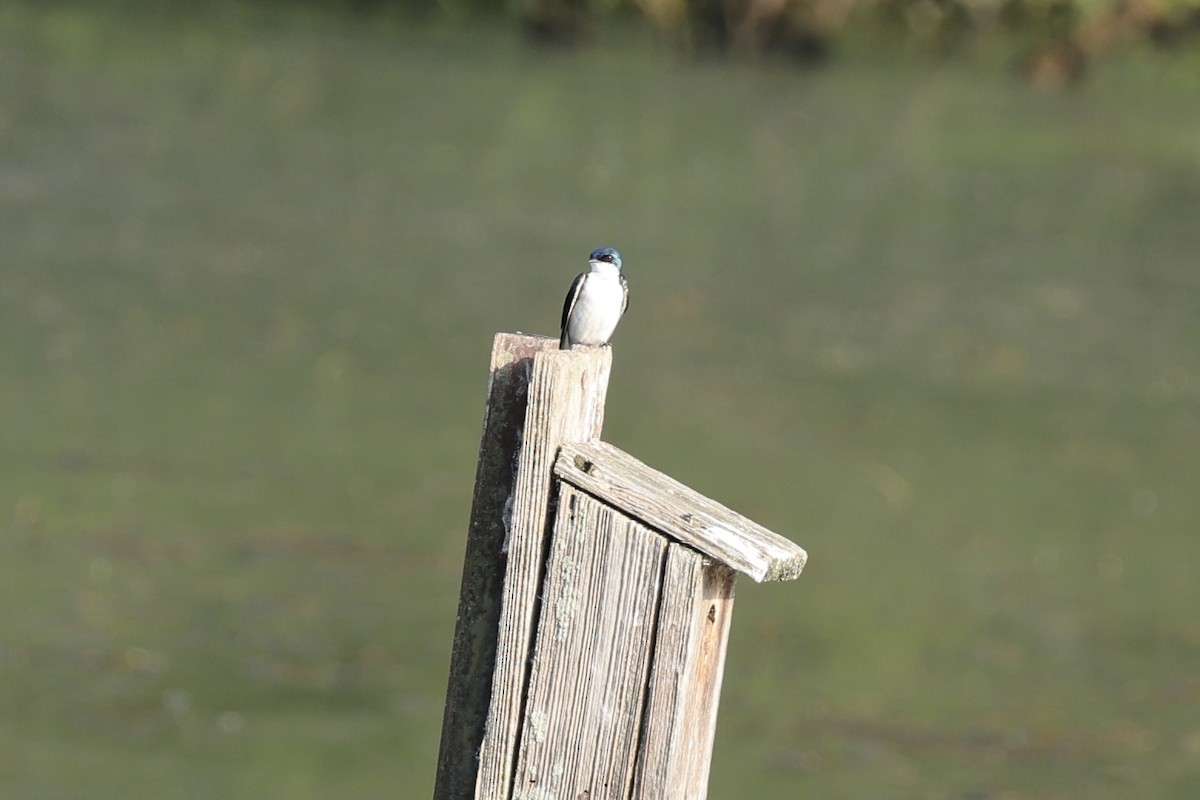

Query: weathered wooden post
[435,333,806,800]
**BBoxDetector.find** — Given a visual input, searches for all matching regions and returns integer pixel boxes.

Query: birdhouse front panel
[512,484,667,800]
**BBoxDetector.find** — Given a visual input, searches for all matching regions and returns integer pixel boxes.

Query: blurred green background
[3,1,1200,798]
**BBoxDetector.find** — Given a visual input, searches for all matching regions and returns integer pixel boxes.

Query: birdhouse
[435,334,807,800]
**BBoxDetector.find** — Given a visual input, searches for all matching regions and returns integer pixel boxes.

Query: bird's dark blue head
[589,246,622,270]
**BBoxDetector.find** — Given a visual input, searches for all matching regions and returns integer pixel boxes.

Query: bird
[560,246,629,350]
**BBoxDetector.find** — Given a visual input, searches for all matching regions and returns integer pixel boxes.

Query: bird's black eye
[601,254,614,263]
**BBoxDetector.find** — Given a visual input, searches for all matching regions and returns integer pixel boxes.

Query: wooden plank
[474,345,614,800]
[631,547,736,800]
[554,441,807,583]
[435,333,561,800]
[512,485,668,800]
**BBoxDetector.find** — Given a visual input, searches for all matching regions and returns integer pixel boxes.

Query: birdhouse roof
[554,441,807,582]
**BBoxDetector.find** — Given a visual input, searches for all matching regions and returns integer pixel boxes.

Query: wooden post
[434,333,561,800]
[435,334,613,800]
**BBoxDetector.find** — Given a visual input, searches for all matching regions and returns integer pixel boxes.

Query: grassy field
[2,3,1200,798]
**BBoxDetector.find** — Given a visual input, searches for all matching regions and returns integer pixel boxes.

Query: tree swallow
[560,246,629,350]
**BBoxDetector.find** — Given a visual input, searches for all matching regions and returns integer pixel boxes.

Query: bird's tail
[559,330,570,350]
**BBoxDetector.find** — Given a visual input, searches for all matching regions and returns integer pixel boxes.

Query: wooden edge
[434,334,560,800]
[554,440,807,583]
[473,344,613,799]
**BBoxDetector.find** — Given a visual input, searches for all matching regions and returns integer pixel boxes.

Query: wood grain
[631,547,736,800]
[511,485,667,800]
[434,333,561,800]
[474,344,613,800]
[554,441,807,582]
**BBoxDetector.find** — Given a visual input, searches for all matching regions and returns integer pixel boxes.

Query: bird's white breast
[567,265,625,346]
